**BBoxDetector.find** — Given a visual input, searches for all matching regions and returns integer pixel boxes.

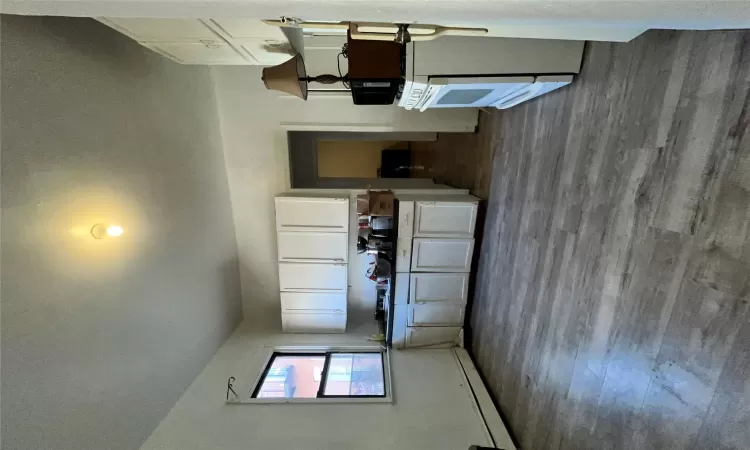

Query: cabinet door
[275,197,349,232]
[395,238,413,273]
[411,238,474,272]
[414,201,477,238]
[277,232,348,263]
[409,273,469,303]
[144,42,250,65]
[282,312,346,333]
[397,200,415,238]
[278,263,347,292]
[405,327,461,348]
[280,292,347,313]
[99,18,219,41]
[408,303,465,327]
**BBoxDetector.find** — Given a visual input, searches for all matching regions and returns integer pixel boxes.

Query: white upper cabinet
[98,18,295,65]
[277,231,348,263]
[99,18,219,42]
[411,238,474,272]
[275,196,349,232]
[204,19,296,65]
[144,42,247,65]
[414,200,478,238]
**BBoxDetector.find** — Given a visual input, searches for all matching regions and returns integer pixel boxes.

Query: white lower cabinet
[411,238,474,272]
[275,196,349,232]
[280,292,347,313]
[282,311,347,333]
[413,201,478,238]
[275,195,350,334]
[277,231,348,263]
[406,326,463,348]
[408,303,465,327]
[278,263,347,292]
[409,273,469,303]
[395,238,413,273]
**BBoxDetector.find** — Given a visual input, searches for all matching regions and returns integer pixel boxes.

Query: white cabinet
[280,292,347,313]
[414,201,478,238]
[408,303,465,327]
[98,18,296,65]
[278,263,347,292]
[392,193,478,348]
[275,196,349,232]
[409,273,469,303]
[277,231,348,263]
[204,19,296,65]
[395,238,413,273]
[282,312,347,333]
[144,42,247,65]
[411,238,474,272]
[275,194,349,334]
[406,327,462,348]
[407,273,468,328]
[397,201,415,238]
[99,18,219,41]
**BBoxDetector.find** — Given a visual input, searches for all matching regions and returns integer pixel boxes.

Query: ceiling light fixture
[91,224,124,239]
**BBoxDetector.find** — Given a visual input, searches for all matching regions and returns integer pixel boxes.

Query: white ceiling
[3,0,749,30]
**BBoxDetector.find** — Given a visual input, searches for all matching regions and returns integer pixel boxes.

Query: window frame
[244,346,392,404]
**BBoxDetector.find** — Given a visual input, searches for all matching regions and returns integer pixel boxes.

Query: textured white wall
[141,323,493,450]
[211,65,477,327]
[5,0,750,29]
[1,16,243,450]
[1,0,748,30]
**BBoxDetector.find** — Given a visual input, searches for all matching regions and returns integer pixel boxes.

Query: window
[251,351,387,400]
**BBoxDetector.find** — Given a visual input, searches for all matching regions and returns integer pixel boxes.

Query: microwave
[398,75,574,111]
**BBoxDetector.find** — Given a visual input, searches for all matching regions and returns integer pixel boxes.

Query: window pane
[256,355,326,398]
[323,353,385,396]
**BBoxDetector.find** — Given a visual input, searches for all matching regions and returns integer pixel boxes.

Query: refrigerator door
[493,75,574,109]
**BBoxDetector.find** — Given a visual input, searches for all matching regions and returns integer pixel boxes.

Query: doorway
[287,131,440,189]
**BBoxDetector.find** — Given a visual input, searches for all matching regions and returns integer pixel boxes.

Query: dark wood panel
[468,29,750,450]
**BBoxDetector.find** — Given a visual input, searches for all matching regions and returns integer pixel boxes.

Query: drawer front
[408,303,465,327]
[405,326,462,348]
[395,238,413,273]
[277,231,348,263]
[411,238,474,272]
[409,273,469,304]
[280,292,347,313]
[413,201,477,238]
[282,312,347,333]
[275,197,349,232]
[397,200,415,238]
[279,263,347,292]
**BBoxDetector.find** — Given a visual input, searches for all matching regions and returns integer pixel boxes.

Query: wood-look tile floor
[411,111,496,199]
[469,30,750,450]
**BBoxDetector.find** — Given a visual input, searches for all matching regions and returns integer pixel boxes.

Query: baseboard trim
[454,348,517,450]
